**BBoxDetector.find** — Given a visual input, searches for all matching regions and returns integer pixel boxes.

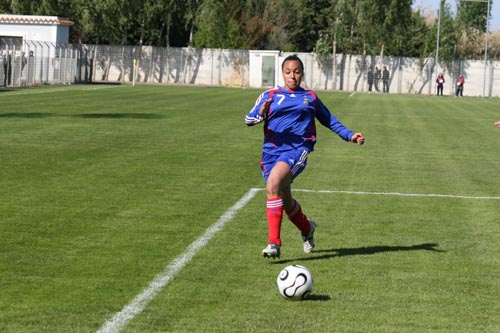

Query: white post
[133,58,137,86]
[483,0,490,97]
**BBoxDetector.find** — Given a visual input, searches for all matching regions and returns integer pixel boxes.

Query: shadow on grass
[0,112,56,118]
[73,113,163,119]
[0,112,163,119]
[305,294,332,301]
[274,243,445,265]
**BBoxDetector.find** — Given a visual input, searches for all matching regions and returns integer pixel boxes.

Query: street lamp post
[460,0,491,97]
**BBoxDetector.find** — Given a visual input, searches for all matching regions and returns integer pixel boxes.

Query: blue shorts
[260,149,309,182]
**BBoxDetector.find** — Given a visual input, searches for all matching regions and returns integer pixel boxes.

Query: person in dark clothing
[455,74,464,97]
[436,73,445,96]
[374,67,381,92]
[367,67,374,93]
[1,49,6,87]
[382,66,390,93]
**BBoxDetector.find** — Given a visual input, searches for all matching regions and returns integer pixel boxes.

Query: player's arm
[245,92,271,126]
[315,98,353,141]
[351,133,365,145]
[315,98,365,145]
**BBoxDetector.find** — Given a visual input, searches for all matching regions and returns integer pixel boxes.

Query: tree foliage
[0,0,498,59]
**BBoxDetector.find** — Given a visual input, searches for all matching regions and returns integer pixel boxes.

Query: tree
[235,0,270,49]
[330,0,359,55]
[263,0,298,51]
[435,1,459,61]
[290,0,330,52]
[455,0,492,59]
[407,10,431,59]
[0,0,495,59]
[456,0,490,32]
[185,0,203,47]
[192,0,240,48]
[382,0,413,56]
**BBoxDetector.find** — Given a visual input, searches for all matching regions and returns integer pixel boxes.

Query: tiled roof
[0,15,73,26]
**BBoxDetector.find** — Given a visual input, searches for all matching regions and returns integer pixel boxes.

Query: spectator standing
[367,67,374,93]
[4,50,12,86]
[382,66,390,93]
[455,74,465,97]
[436,73,445,96]
[374,67,381,93]
[1,49,6,87]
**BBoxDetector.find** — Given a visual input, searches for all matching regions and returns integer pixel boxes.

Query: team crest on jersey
[303,96,309,105]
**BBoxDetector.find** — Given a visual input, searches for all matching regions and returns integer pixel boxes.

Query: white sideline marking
[97,188,260,333]
[294,189,500,200]
[349,91,357,97]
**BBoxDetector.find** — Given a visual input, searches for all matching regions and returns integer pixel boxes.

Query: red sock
[286,200,310,236]
[266,197,283,246]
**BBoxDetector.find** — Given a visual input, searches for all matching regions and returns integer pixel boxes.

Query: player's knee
[266,183,280,198]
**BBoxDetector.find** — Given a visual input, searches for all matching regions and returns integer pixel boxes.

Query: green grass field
[1,84,500,333]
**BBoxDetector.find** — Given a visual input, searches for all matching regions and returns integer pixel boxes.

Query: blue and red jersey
[245,86,353,154]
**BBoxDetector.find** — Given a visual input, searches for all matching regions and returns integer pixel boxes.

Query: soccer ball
[276,265,313,300]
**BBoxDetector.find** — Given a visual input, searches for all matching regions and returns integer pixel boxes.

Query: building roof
[0,14,73,26]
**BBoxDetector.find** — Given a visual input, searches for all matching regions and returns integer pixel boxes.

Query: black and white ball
[277,265,313,300]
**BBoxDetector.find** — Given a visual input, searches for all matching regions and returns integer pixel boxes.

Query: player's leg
[260,157,293,258]
[279,150,316,253]
[263,161,292,254]
[282,184,309,236]
[282,185,316,253]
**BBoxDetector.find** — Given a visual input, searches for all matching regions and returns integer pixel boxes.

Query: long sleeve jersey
[245,86,353,154]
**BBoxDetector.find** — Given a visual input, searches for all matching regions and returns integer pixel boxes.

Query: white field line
[0,85,120,97]
[97,187,260,333]
[97,186,499,332]
[293,189,500,200]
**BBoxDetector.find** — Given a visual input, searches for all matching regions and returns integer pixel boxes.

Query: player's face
[282,60,303,91]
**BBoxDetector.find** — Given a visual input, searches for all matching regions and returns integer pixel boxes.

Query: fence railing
[0,39,81,87]
[1,39,499,97]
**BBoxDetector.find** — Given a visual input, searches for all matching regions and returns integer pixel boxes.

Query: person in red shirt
[455,74,465,97]
[436,73,445,96]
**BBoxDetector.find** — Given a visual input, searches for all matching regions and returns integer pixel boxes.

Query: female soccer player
[245,54,365,259]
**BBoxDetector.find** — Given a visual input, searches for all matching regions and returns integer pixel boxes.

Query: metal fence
[0,39,81,87]
[78,44,249,87]
[1,39,500,97]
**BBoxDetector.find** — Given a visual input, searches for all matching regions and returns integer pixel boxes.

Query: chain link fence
[0,39,81,87]
[1,39,499,97]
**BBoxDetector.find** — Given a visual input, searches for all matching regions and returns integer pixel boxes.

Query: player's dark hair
[282,54,304,71]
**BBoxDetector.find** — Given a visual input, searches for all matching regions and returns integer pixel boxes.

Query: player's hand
[351,132,365,145]
[259,98,272,117]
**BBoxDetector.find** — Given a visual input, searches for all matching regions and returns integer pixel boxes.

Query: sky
[413,0,499,31]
